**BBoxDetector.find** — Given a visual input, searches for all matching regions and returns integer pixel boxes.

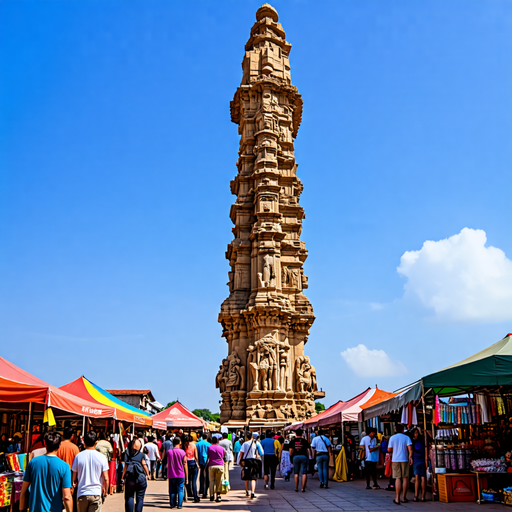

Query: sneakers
[264,484,269,490]
[251,493,256,499]
[210,496,214,502]
[320,483,324,488]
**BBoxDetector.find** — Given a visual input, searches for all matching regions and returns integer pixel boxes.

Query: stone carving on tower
[217,3,325,426]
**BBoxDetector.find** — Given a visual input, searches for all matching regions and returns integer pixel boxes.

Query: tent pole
[82,416,86,436]
[26,402,33,453]
[420,381,432,501]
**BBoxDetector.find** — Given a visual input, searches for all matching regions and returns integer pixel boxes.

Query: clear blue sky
[1,0,511,412]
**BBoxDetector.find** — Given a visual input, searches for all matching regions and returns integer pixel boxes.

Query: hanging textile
[401,406,409,425]
[411,406,418,426]
[434,396,440,426]
[497,397,506,415]
[332,447,348,482]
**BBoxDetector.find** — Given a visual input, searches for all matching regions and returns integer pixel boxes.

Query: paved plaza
[103,466,503,512]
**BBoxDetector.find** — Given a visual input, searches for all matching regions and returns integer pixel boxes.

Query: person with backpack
[239,431,263,500]
[311,429,333,489]
[122,439,150,512]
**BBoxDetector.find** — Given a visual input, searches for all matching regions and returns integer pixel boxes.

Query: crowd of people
[18,426,338,512]
[17,423,430,512]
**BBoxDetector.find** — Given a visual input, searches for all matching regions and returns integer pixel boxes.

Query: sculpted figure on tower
[218,3,324,426]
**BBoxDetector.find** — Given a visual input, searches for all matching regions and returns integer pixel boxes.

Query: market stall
[151,401,205,430]
[60,376,153,428]
[362,333,512,504]
[0,358,117,511]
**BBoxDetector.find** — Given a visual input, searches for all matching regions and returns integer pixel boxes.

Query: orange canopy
[152,402,205,429]
[0,357,116,419]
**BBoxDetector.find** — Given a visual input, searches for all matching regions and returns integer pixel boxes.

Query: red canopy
[152,402,205,429]
[0,357,116,419]
[304,400,344,429]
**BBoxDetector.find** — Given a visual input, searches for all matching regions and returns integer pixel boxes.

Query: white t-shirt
[388,433,412,463]
[311,435,331,453]
[72,449,109,497]
[240,440,263,460]
[145,443,160,461]
[360,436,379,462]
[219,439,234,462]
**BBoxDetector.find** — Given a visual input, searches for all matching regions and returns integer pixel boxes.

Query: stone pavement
[103,466,503,512]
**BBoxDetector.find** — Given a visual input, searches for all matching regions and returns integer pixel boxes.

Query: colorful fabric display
[0,474,14,507]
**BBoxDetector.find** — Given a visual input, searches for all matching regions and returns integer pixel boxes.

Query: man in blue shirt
[196,433,211,499]
[260,430,281,490]
[20,432,73,512]
[311,429,332,488]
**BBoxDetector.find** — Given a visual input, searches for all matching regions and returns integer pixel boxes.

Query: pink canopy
[317,388,396,426]
[151,402,205,429]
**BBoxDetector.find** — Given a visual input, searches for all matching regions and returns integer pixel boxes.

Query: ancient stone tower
[217,4,324,427]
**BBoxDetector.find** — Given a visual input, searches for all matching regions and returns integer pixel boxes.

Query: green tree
[315,402,325,413]
[211,413,220,423]
[163,400,177,411]
[192,408,213,421]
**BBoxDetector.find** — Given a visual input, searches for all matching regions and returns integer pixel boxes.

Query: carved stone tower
[217,4,324,427]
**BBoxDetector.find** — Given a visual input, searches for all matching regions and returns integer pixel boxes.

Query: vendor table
[472,471,512,504]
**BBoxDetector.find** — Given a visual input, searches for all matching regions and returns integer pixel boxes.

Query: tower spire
[217,5,324,427]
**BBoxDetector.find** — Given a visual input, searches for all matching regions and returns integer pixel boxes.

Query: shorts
[293,455,309,476]
[392,462,410,479]
[413,461,426,477]
[241,458,261,481]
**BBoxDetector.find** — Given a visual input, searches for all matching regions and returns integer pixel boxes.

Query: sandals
[366,486,372,490]
[402,498,409,503]
[393,500,401,505]
[373,485,381,490]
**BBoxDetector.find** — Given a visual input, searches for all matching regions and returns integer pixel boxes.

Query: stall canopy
[422,333,512,393]
[362,382,421,420]
[0,357,116,419]
[151,402,204,429]
[362,333,512,421]
[60,376,152,427]
[284,421,304,432]
[318,388,396,426]
[304,401,343,429]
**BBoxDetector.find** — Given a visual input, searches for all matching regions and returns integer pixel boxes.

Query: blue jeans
[186,461,198,500]
[293,455,309,478]
[169,477,185,508]
[316,453,329,484]
[124,479,147,512]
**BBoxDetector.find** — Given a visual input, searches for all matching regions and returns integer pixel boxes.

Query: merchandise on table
[0,474,14,507]
[471,458,507,473]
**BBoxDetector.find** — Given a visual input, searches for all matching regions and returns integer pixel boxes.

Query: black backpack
[125,451,145,484]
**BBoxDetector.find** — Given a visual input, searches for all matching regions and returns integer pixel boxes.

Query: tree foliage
[163,400,177,411]
[315,402,326,413]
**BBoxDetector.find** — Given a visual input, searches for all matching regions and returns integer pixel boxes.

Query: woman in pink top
[182,435,199,503]
[167,438,188,509]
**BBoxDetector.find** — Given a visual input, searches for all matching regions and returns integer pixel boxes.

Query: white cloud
[369,302,384,311]
[340,344,408,377]
[398,228,512,323]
